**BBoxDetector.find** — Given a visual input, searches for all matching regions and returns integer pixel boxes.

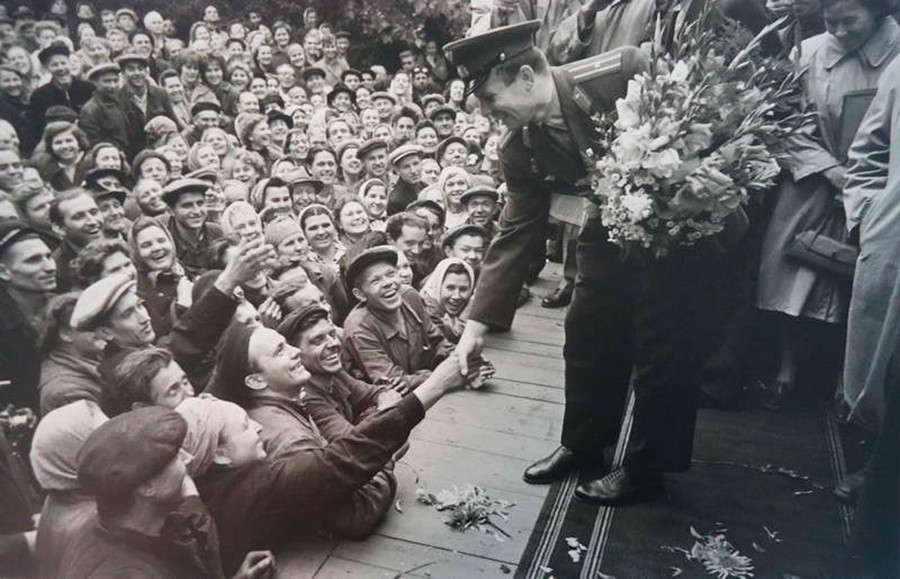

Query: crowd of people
[0,0,898,575]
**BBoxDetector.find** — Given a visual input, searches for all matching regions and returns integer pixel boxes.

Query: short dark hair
[49,188,91,226]
[100,346,175,417]
[492,47,547,86]
[42,122,90,162]
[74,238,132,287]
[102,346,173,417]
[386,211,427,241]
[172,49,201,74]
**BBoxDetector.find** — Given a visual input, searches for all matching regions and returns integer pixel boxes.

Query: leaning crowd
[0,3,510,576]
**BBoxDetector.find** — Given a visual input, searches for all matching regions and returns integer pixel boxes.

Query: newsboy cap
[346,245,398,290]
[71,273,136,331]
[78,406,187,500]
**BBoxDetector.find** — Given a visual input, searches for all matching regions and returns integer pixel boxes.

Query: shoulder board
[562,50,623,85]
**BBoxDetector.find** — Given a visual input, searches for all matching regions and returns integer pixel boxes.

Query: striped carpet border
[824,411,853,542]
[522,472,579,579]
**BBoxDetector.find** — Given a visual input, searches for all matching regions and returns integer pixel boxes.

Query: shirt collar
[822,18,899,70]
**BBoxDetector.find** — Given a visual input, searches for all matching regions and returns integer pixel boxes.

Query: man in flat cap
[30,41,95,136]
[0,221,57,410]
[387,143,424,216]
[442,223,488,276]
[117,51,181,158]
[184,100,222,147]
[461,185,500,240]
[161,178,223,278]
[358,138,390,184]
[446,21,722,505]
[79,63,130,154]
[60,406,275,578]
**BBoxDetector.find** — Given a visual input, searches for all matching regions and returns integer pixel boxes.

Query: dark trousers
[561,216,726,473]
[562,220,634,463]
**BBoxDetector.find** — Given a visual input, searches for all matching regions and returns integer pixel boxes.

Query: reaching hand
[217,238,276,293]
[257,297,283,329]
[233,551,275,579]
[455,320,489,377]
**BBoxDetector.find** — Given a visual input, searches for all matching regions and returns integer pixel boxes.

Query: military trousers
[562,216,727,473]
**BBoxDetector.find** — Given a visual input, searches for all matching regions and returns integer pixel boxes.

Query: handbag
[787,208,858,278]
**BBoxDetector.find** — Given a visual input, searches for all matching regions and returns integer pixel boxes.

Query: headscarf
[419,257,474,304]
[30,400,108,491]
[128,215,186,282]
[175,394,244,477]
[220,201,260,238]
[437,166,470,196]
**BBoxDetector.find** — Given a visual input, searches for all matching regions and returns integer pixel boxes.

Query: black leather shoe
[833,466,869,505]
[523,446,577,484]
[574,467,663,505]
[542,286,573,309]
[516,286,531,308]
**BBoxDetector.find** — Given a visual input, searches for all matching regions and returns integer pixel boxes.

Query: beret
[86,63,120,80]
[83,167,127,186]
[45,105,79,123]
[444,20,541,97]
[460,185,499,205]
[267,108,293,128]
[436,136,468,161]
[429,105,456,121]
[341,68,362,80]
[0,221,40,259]
[302,66,326,80]
[264,216,304,247]
[370,91,397,105]
[191,101,221,117]
[334,139,360,162]
[388,143,423,166]
[89,188,127,206]
[441,223,487,249]
[398,49,414,59]
[71,273,136,330]
[37,41,70,65]
[78,406,187,500]
[276,303,330,344]
[346,245,398,290]
[357,138,389,159]
[162,178,211,206]
[115,51,149,68]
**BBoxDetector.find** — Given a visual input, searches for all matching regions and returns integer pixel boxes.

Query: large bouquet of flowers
[590,9,809,258]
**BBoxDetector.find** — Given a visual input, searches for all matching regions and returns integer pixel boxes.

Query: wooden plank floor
[277,265,568,578]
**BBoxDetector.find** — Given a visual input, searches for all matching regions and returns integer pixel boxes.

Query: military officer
[447,21,728,505]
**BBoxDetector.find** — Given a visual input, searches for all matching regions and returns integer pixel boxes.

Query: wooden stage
[277,266,568,577]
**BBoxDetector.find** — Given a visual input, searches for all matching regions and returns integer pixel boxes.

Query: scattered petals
[395,500,403,513]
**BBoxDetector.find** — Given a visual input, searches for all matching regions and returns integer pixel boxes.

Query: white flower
[620,192,653,223]
[644,148,681,179]
[671,60,690,83]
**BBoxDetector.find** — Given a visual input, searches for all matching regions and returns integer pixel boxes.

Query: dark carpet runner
[518,407,853,578]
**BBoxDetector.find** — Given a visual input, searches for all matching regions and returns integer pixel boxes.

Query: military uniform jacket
[468,47,647,330]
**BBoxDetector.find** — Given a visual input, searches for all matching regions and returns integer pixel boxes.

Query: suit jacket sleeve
[844,69,896,232]
[468,138,551,330]
[164,285,237,376]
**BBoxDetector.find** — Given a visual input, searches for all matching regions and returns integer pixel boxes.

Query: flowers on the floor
[565,537,588,563]
[588,10,808,258]
[416,485,515,542]
[662,526,755,578]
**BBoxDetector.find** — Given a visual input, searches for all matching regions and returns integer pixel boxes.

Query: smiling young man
[161,178,223,278]
[0,221,57,410]
[49,188,105,291]
[387,144,424,216]
[115,51,181,157]
[342,246,454,393]
[30,42,95,136]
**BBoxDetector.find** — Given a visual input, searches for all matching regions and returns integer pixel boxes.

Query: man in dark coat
[387,144,425,215]
[79,63,131,155]
[447,22,729,504]
[0,221,57,412]
[29,43,94,137]
[116,51,181,159]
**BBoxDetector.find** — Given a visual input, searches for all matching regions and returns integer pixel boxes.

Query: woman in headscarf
[419,258,475,344]
[358,178,388,231]
[333,197,371,248]
[30,400,107,579]
[437,166,470,230]
[129,216,194,337]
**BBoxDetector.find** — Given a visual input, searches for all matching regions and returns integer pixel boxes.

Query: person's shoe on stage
[523,445,577,484]
[574,466,664,505]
